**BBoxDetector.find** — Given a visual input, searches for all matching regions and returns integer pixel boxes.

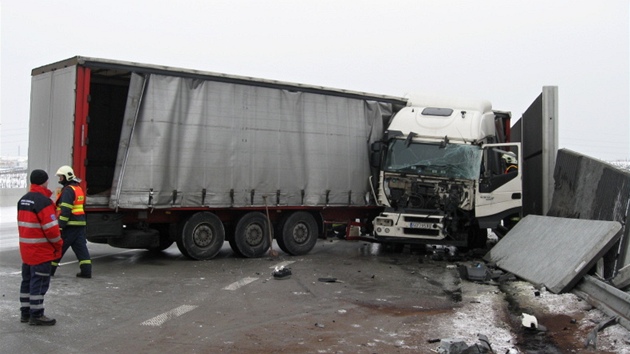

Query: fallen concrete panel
[484,215,621,294]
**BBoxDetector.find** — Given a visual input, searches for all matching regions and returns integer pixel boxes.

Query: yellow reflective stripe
[67,221,87,226]
[79,260,92,265]
[51,262,59,266]
[59,216,70,222]
[59,202,73,209]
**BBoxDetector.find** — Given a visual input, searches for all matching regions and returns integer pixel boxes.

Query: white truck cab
[371,95,522,248]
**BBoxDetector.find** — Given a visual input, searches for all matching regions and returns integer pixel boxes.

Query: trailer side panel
[110,73,390,209]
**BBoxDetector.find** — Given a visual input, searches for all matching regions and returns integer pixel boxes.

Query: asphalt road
[0,229,468,353]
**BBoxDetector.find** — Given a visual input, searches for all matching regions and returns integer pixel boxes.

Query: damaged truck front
[370,96,522,248]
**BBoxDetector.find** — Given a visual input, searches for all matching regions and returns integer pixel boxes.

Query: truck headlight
[374,218,393,227]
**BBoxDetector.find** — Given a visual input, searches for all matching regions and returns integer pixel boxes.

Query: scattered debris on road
[272,265,291,280]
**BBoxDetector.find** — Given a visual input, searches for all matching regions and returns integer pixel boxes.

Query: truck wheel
[232,212,271,258]
[274,225,290,254]
[228,236,245,257]
[278,212,318,256]
[176,212,225,260]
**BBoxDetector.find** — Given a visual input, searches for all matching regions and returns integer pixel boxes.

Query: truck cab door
[475,143,522,227]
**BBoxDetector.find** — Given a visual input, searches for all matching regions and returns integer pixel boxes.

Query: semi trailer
[28,56,406,260]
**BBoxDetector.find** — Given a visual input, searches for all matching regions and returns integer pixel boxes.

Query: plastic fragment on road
[466,263,491,281]
[522,313,538,329]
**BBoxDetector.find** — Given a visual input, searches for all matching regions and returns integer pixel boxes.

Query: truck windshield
[383,139,482,180]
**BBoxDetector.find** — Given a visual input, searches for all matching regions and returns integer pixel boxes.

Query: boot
[76,263,92,278]
[29,315,56,326]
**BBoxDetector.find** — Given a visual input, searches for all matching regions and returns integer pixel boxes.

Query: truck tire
[278,212,318,256]
[232,212,271,258]
[176,212,225,260]
[228,236,245,257]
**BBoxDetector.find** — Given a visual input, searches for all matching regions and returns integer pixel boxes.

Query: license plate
[409,222,433,229]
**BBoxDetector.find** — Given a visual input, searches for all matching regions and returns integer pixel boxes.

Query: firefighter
[18,169,63,325]
[502,152,518,174]
[50,165,92,278]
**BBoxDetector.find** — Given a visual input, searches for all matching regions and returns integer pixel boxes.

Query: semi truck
[370,94,522,249]
[28,56,521,259]
[28,56,407,260]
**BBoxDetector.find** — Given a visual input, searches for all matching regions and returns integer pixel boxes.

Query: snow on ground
[506,281,630,353]
[446,289,516,352]
[412,277,630,353]
[427,282,518,353]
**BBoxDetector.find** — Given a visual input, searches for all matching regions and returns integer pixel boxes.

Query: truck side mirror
[370,141,384,168]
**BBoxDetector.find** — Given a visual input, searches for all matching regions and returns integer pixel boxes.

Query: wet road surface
[0,224,625,353]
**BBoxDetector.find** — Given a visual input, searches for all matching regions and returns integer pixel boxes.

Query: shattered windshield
[383,139,482,180]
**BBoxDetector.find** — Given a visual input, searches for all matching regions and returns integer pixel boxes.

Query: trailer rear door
[28,65,77,189]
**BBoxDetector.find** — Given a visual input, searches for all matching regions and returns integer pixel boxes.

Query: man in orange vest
[50,165,92,278]
[18,169,63,325]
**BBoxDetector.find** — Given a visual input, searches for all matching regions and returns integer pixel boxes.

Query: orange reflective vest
[56,184,86,229]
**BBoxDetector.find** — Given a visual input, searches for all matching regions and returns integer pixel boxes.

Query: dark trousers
[52,226,92,275]
[20,262,52,318]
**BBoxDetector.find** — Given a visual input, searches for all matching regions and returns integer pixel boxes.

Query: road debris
[437,338,468,354]
[522,313,538,329]
[436,334,494,354]
[584,316,618,349]
[459,263,491,282]
[484,215,622,294]
[318,277,343,283]
[272,266,291,280]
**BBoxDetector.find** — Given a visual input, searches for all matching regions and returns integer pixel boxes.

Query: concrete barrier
[0,188,27,207]
[548,149,630,278]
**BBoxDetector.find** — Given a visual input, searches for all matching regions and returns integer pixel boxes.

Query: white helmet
[56,165,76,181]
[502,152,517,165]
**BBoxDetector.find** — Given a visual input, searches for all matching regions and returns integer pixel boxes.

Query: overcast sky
[1,0,628,161]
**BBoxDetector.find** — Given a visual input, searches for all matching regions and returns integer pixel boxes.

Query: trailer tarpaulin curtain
[111,74,389,209]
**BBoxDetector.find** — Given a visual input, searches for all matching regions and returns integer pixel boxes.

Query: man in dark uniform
[18,169,63,325]
[50,165,92,278]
